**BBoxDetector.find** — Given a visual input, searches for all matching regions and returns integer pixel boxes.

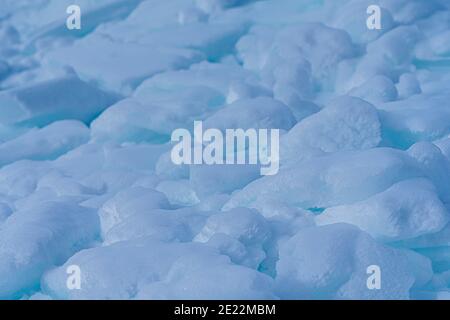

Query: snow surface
[1,0,450,300]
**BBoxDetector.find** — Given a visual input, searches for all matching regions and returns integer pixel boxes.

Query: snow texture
[0,0,450,300]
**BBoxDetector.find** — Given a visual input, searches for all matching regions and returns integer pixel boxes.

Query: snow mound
[276,224,432,299]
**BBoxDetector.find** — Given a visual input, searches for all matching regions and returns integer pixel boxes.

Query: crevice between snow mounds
[0,74,120,127]
[0,74,120,167]
[378,92,450,150]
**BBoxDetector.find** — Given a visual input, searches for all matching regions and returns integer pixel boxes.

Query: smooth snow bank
[276,224,432,299]
[203,97,295,132]
[42,238,275,300]
[316,179,449,242]
[0,201,99,299]
[281,96,381,162]
[224,148,423,211]
[0,121,89,166]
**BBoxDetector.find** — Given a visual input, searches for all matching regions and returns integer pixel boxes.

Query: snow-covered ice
[1,0,450,300]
